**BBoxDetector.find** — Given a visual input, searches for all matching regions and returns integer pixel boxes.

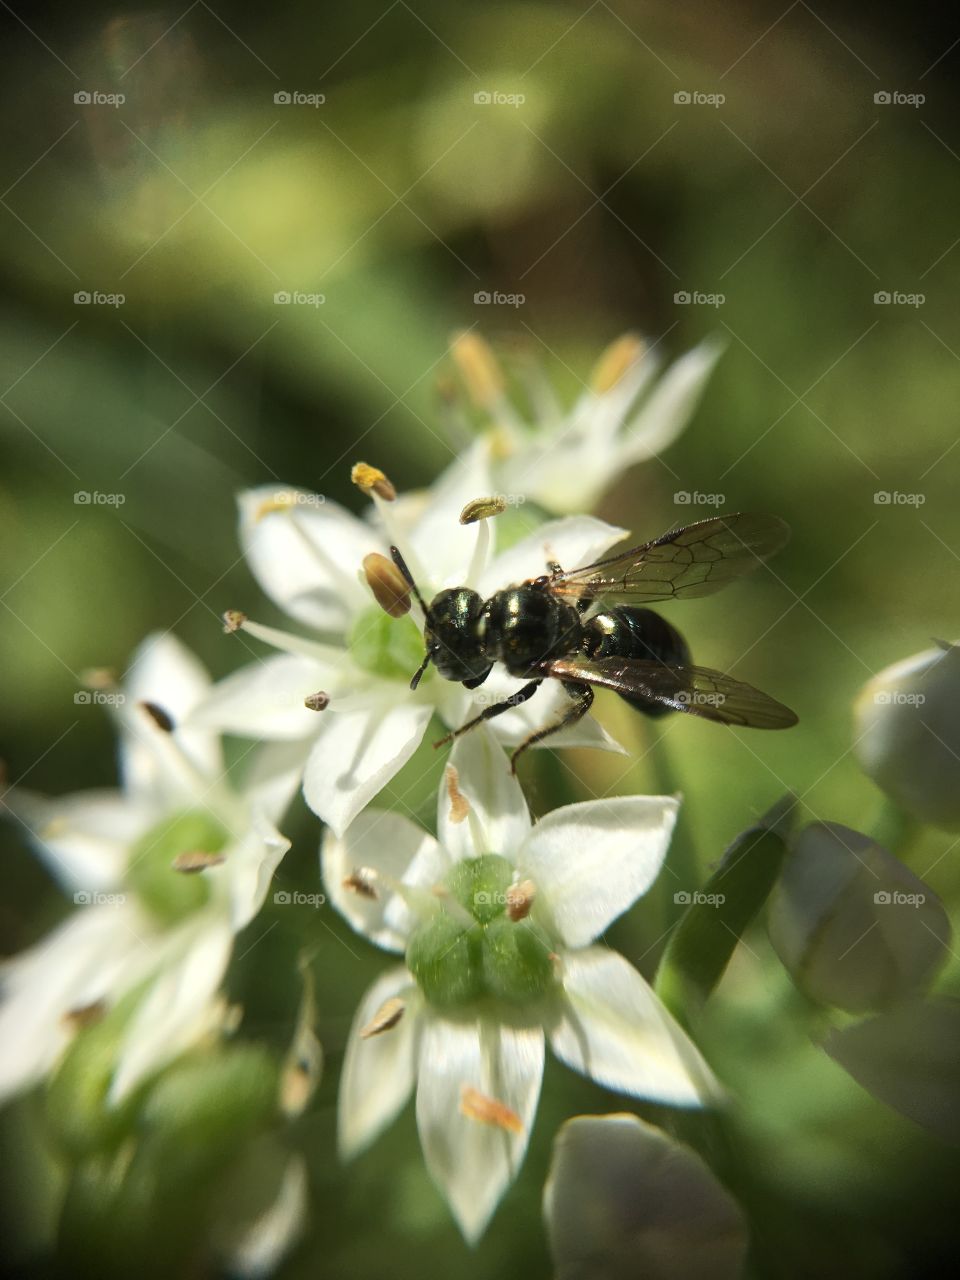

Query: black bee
[391,513,797,771]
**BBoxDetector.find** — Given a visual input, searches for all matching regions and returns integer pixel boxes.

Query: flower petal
[478,515,626,597]
[0,902,153,1102]
[405,440,495,589]
[520,796,679,947]
[120,632,222,806]
[110,915,234,1102]
[302,700,432,837]
[238,486,376,632]
[216,1150,309,1280]
[620,337,723,462]
[550,948,720,1106]
[444,674,625,754]
[244,739,313,826]
[323,809,447,951]
[225,810,292,931]
[416,1012,545,1243]
[338,968,420,1158]
[4,788,152,893]
[188,654,334,741]
[440,728,531,863]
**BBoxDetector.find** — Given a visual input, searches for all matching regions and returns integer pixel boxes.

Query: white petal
[243,739,312,826]
[416,1012,545,1243]
[322,810,446,951]
[338,968,420,1157]
[550,949,720,1106]
[479,515,626,596]
[544,1113,748,1280]
[4,788,151,892]
[302,700,432,838]
[238,486,377,632]
[620,337,723,462]
[441,728,531,863]
[0,902,153,1102]
[188,654,335,741]
[110,916,233,1102]
[120,632,222,806]
[218,1152,309,1280]
[520,796,679,947]
[225,810,292,930]
[406,440,495,588]
[446,674,625,754]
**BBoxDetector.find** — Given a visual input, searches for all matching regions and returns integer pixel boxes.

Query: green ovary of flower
[127,810,229,924]
[348,607,427,682]
[406,855,555,1009]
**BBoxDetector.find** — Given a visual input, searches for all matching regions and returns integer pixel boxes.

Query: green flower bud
[768,822,951,1012]
[406,914,483,1008]
[854,640,960,830]
[446,853,513,924]
[481,916,554,1004]
[348,607,426,682]
[127,810,228,923]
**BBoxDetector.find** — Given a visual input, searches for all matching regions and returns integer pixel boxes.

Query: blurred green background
[2,1,959,1276]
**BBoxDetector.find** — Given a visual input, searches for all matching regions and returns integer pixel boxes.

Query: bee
[391,513,797,771]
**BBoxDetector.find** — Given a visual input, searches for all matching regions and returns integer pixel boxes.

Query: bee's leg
[433,679,543,749]
[509,683,594,774]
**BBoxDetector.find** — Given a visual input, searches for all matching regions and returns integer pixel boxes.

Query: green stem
[647,727,701,919]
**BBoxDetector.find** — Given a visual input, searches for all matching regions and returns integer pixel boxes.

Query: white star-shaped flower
[189,444,627,836]
[322,728,721,1243]
[0,633,294,1105]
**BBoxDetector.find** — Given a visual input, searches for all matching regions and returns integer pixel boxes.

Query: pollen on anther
[460,1084,524,1134]
[359,996,406,1039]
[172,849,226,873]
[223,610,247,634]
[362,552,411,617]
[304,691,330,712]
[351,462,397,502]
[445,765,470,825]
[506,879,536,921]
[460,495,508,525]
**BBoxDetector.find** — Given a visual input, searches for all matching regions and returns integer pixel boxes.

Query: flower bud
[768,821,951,1012]
[853,640,960,830]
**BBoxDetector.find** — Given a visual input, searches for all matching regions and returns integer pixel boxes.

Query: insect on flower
[391,512,798,771]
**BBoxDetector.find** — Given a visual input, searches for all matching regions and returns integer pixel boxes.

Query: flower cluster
[2,331,725,1255]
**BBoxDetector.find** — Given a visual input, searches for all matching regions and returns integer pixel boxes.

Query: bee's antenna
[409,652,431,691]
[389,546,431,617]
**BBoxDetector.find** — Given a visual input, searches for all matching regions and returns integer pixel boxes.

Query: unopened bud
[460,495,508,525]
[351,463,396,501]
[359,997,406,1039]
[362,552,411,617]
[459,1084,523,1134]
[450,331,504,408]
[589,332,645,394]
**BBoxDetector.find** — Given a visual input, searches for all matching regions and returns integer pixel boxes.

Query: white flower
[322,728,720,1243]
[447,331,723,515]
[0,633,294,1105]
[189,445,626,837]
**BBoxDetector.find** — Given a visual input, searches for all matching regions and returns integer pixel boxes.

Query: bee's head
[423,588,492,685]
[389,548,492,689]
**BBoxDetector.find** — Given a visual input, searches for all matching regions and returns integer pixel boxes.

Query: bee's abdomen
[584,607,691,716]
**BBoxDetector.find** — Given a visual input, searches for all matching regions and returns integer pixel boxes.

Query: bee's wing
[548,513,789,606]
[546,654,798,729]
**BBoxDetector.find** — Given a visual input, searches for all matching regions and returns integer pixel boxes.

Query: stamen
[362,552,411,617]
[62,1000,107,1030]
[459,1084,524,1134]
[222,613,342,665]
[506,879,536,921]
[254,491,314,520]
[359,996,406,1039]
[140,701,175,733]
[342,870,378,900]
[450,332,505,410]
[445,764,470,825]
[79,667,117,690]
[172,849,226,873]
[222,609,247,633]
[304,691,330,711]
[351,462,397,502]
[590,332,645,394]
[281,957,322,1118]
[459,495,507,524]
